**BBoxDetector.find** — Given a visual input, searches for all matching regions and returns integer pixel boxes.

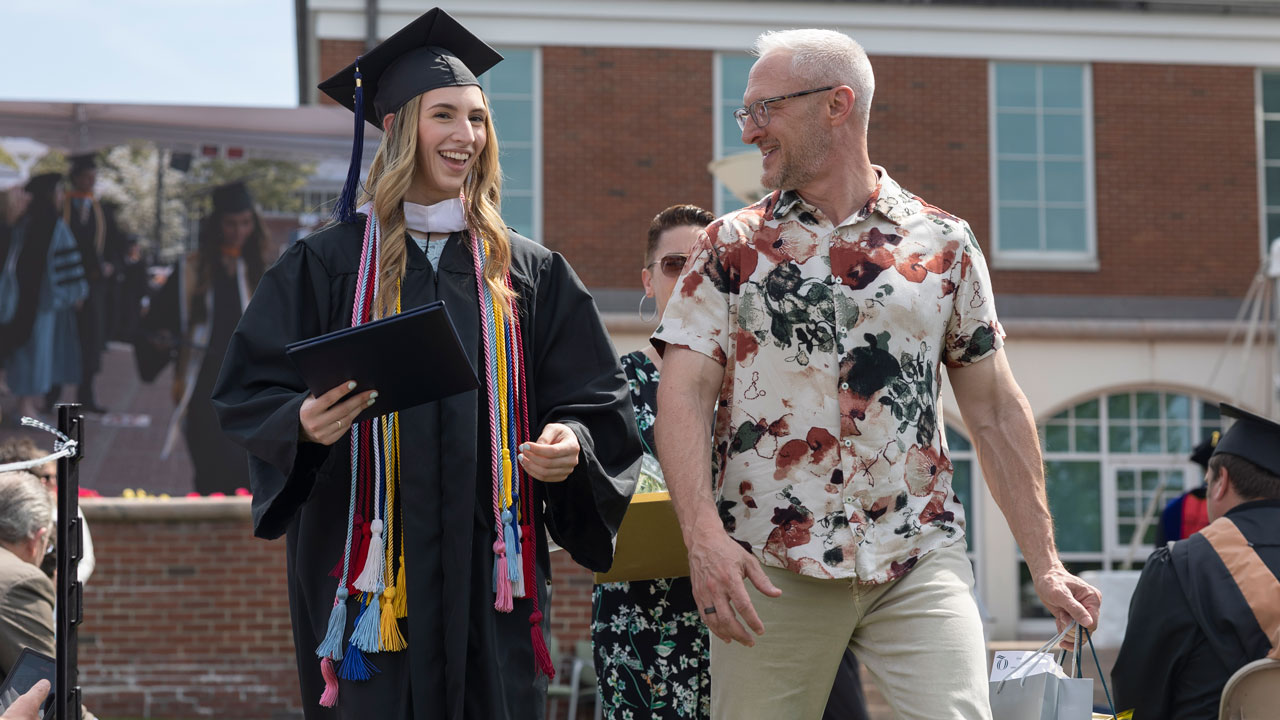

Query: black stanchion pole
[54,404,83,720]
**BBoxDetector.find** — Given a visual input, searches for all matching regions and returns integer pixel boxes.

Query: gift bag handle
[1083,627,1118,719]
[996,622,1077,693]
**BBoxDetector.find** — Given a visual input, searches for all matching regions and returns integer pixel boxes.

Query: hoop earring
[638,294,658,323]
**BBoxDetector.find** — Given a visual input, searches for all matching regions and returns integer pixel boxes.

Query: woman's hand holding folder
[300,380,379,445]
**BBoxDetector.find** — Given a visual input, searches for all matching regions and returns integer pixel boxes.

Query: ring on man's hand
[703,606,716,615]
[335,419,343,429]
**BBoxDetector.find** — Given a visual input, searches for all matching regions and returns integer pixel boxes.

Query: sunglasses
[646,254,688,278]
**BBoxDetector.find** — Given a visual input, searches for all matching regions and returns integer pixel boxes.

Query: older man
[653,29,1101,718]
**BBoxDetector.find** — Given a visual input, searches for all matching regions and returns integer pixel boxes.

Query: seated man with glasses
[0,437,94,584]
[652,28,1101,720]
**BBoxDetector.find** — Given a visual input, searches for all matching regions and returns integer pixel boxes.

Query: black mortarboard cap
[317,7,502,224]
[25,173,62,198]
[1212,403,1280,477]
[1189,431,1219,470]
[318,7,502,127]
[211,181,254,214]
[69,153,97,175]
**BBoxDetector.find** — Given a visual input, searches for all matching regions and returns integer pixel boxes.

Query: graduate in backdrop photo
[211,8,641,719]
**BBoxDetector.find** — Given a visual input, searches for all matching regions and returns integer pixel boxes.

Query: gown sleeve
[530,251,642,572]
[1111,545,1189,719]
[211,240,338,539]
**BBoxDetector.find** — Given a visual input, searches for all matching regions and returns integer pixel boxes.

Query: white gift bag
[990,624,1095,720]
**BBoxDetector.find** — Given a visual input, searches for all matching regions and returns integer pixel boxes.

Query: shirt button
[840,382,849,390]
[845,497,854,504]
[843,439,853,448]
[834,276,844,285]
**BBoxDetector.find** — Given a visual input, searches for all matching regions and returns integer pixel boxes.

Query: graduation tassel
[332,60,365,224]
[316,590,348,661]
[318,657,339,708]
[351,592,382,653]
[339,602,380,681]
[493,538,513,612]
[502,509,520,582]
[530,604,555,679]
[510,518,525,598]
[393,553,408,619]
[379,588,406,652]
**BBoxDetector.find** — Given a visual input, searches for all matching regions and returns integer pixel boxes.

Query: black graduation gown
[1112,499,1280,719]
[210,219,641,720]
[64,198,105,378]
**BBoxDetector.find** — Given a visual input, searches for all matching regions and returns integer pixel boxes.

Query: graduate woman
[212,8,640,719]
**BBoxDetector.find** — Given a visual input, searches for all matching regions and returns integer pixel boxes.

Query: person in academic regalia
[3,174,88,422]
[1113,403,1280,719]
[49,153,109,414]
[210,8,641,720]
[144,182,270,494]
[1153,433,1216,546]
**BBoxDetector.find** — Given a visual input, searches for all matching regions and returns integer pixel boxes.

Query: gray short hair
[0,472,52,545]
[752,29,876,131]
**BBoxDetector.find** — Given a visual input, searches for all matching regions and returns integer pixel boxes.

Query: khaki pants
[710,542,991,720]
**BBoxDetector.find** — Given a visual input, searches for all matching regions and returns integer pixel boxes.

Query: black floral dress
[592,351,710,719]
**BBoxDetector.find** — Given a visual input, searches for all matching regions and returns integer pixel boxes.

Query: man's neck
[795,155,877,225]
[0,541,34,566]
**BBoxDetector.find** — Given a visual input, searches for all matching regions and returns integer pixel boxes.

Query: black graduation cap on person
[68,153,97,175]
[317,7,503,224]
[1212,403,1280,477]
[211,181,255,215]
[1189,431,1219,471]
[25,172,62,199]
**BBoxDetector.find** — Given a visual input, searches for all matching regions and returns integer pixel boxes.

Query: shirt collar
[403,198,466,235]
[768,166,923,227]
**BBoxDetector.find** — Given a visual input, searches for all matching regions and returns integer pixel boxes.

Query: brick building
[301,0,1280,643]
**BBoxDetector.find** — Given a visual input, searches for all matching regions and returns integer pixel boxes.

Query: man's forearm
[655,386,720,537]
[968,385,1062,576]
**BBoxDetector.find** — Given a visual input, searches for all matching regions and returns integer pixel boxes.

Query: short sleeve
[650,223,734,366]
[943,223,1006,368]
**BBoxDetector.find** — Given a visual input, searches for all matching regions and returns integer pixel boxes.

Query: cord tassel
[351,593,382,653]
[318,657,339,708]
[393,554,408,619]
[354,519,385,593]
[315,589,348,661]
[379,589,406,652]
[530,609,555,678]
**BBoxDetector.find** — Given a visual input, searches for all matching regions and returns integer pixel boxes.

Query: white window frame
[713,51,752,217]
[1259,67,1280,257]
[480,46,542,244]
[988,61,1098,271]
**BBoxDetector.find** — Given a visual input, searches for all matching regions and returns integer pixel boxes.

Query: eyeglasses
[733,86,836,131]
[646,254,688,278]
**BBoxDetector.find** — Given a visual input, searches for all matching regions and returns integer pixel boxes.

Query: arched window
[1019,389,1221,621]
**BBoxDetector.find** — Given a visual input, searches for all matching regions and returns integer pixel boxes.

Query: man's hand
[1034,563,1101,649]
[519,422,580,483]
[299,381,377,445]
[2,679,49,720]
[689,525,781,646]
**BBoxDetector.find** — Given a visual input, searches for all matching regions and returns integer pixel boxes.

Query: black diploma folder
[286,300,479,423]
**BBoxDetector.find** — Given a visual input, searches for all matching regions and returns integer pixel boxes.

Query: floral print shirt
[652,168,1004,583]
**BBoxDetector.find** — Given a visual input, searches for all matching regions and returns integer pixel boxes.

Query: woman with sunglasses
[591,205,871,720]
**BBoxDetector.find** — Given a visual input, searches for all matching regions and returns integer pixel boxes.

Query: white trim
[1259,67,1280,260]
[532,46,544,245]
[313,1,1280,67]
[713,51,726,217]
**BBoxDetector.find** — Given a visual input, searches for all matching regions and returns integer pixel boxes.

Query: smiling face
[740,51,833,193]
[642,224,700,320]
[412,85,489,205]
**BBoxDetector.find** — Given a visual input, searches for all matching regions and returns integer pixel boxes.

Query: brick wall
[317,39,365,107]
[76,499,603,719]
[539,46,715,289]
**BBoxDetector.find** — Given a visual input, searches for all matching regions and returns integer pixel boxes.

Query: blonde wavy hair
[360,92,515,320]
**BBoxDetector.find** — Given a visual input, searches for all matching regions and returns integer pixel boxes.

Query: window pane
[946,426,972,451]
[998,206,1041,251]
[1045,461,1102,552]
[1076,399,1100,419]
[1117,469,1134,490]
[1045,208,1086,252]
[721,54,754,103]
[486,48,533,96]
[997,112,1038,155]
[1141,470,1160,490]
[1043,114,1083,156]
[998,160,1039,202]
[1044,162,1085,203]
[1264,72,1280,114]
[1267,121,1280,161]
[1266,167,1280,208]
[1109,425,1132,452]
[500,146,534,192]
[722,112,746,154]
[1268,213,1280,245]
[1166,424,1190,454]
[1137,425,1163,453]
[1045,424,1070,452]
[1109,393,1132,419]
[1041,65,1083,109]
[500,195,534,238]
[996,64,1038,108]
[1076,423,1100,452]
[953,459,974,550]
[1165,394,1190,420]
[1202,402,1220,421]
[491,98,532,143]
[1136,392,1161,419]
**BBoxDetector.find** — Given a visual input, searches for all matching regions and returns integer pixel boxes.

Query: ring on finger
[335,419,343,429]
[703,606,717,615]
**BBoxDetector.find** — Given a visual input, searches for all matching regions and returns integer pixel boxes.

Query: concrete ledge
[81,496,252,523]
[1003,318,1273,341]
